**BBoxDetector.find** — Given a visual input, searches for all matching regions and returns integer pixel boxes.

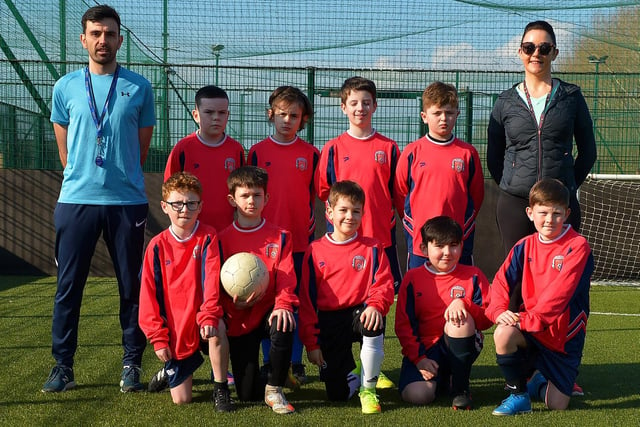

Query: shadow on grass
[0,275,53,291]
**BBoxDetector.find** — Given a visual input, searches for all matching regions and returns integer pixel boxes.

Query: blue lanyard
[84,65,120,143]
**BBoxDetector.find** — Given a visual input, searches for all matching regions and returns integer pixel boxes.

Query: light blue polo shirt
[51,66,156,205]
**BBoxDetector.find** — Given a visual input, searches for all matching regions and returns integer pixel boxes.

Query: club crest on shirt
[374,151,387,165]
[450,285,466,299]
[295,157,308,171]
[193,245,201,259]
[451,158,465,172]
[551,255,564,271]
[224,158,236,172]
[265,243,279,259]
[352,255,366,272]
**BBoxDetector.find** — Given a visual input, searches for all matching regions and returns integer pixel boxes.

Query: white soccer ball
[220,252,269,301]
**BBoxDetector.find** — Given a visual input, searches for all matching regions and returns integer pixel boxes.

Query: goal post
[578,174,640,284]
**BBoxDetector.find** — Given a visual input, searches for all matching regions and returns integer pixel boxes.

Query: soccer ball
[220,252,269,301]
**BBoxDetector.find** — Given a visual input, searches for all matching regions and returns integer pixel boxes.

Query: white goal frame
[579,175,640,285]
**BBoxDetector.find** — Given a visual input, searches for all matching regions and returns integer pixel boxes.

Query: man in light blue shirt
[43,4,155,394]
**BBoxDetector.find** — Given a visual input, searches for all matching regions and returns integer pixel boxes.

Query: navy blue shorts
[524,330,585,396]
[165,351,204,389]
[398,333,483,394]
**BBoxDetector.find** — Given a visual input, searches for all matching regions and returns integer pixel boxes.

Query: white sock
[360,334,384,390]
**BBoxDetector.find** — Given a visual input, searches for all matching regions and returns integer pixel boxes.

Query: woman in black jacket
[487,20,597,256]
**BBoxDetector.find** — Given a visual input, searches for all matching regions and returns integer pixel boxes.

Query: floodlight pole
[239,89,253,145]
[211,44,225,86]
[588,55,608,135]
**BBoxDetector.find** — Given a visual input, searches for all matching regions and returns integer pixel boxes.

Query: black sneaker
[452,391,473,410]
[213,384,235,412]
[148,367,169,392]
[291,363,307,385]
[120,365,144,392]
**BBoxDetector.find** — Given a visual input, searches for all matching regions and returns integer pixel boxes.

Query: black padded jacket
[487,78,597,198]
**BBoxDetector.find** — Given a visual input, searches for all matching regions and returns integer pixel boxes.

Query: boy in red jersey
[248,86,319,385]
[394,81,484,270]
[204,165,298,414]
[316,76,402,297]
[164,85,245,232]
[299,181,395,414]
[487,178,593,416]
[139,172,232,410]
[395,216,492,410]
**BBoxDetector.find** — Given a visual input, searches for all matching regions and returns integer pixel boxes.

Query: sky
[2,0,628,72]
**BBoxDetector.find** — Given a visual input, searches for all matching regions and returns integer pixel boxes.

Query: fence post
[307,67,316,145]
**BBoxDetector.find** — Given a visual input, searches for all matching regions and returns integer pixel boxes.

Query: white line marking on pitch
[591,311,640,317]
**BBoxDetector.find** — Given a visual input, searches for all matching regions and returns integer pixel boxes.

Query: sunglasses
[520,42,555,56]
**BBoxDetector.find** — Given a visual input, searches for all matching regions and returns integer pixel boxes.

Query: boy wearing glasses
[139,172,233,410]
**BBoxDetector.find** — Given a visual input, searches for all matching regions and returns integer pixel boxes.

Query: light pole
[588,55,608,134]
[211,44,225,86]
[239,89,253,145]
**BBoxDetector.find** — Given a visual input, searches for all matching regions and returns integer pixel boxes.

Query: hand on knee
[493,324,525,354]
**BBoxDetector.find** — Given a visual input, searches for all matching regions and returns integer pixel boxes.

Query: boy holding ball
[201,165,298,414]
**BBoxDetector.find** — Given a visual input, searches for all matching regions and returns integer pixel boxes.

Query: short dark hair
[227,165,268,195]
[340,76,377,104]
[195,85,229,108]
[529,178,570,209]
[268,86,313,130]
[82,5,121,33]
[328,180,365,208]
[522,20,556,45]
[420,216,463,246]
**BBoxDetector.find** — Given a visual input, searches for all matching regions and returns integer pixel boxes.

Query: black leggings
[228,312,293,401]
[495,189,581,257]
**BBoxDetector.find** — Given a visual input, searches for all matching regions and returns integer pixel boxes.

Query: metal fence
[1,1,639,174]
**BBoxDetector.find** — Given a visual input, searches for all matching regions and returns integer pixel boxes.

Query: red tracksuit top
[215,219,298,337]
[139,222,222,360]
[248,136,320,253]
[164,132,245,232]
[316,131,400,248]
[395,262,492,365]
[299,232,395,352]
[394,135,484,256]
[486,225,593,353]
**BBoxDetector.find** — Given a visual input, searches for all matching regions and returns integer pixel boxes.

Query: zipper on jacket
[522,82,552,181]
